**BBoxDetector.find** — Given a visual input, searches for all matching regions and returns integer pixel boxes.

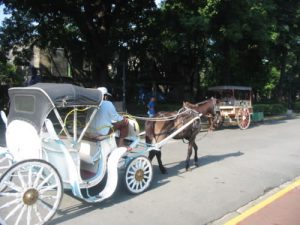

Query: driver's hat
[97,87,112,96]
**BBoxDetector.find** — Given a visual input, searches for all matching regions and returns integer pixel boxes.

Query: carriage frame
[208,85,253,129]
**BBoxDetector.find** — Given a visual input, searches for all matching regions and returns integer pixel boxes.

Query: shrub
[294,101,300,112]
[253,103,287,116]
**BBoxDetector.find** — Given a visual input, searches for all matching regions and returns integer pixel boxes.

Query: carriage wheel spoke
[40,194,58,200]
[0,192,22,197]
[143,173,150,179]
[37,198,52,215]
[138,182,142,190]
[39,184,58,194]
[5,202,23,220]
[27,206,32,225]
[17,170,27,189]
[127,170,135,175]
[0,197,21,209]
[37,173,54,190]
[132,183,138,191]
[15,204,26,225]
[0,157,6,163]
[33,204,44,223]
[28,165,33,187]
[33,167,44,188]
[4,180,23,192]
[127,177,135,186]
[131,164,138,170]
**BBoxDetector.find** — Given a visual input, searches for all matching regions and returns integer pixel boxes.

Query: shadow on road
[50,151,244,224]
[199,151,244,166]
[160,151,244,173]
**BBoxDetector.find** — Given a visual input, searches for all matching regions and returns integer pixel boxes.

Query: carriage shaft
[154,114,202,149]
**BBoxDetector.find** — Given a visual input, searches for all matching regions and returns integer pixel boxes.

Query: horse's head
[183,98,217,116]
[183,101,199,110]
[211,97,217,106]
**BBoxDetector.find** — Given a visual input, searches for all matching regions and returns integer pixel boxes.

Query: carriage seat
[78,140,101,165]
[42,119,101,165]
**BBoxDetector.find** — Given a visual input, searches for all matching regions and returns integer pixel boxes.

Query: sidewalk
[223,179,300,225]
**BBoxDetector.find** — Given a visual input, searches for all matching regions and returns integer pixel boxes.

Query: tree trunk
[91,59,110,86]
[274,47,287,101]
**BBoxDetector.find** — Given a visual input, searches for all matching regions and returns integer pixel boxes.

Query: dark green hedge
[253,103,287,116]
[294,101,300,112]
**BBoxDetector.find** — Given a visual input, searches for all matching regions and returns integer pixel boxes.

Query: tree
[206,0,274,88]
[0,0,157,85]
[140,0,210,100]
[268,0,300,107]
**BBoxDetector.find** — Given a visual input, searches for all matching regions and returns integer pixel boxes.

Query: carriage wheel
[0,153,12,192]
[0,153,12,177]
[213,113,224,129]
[237,108,251,130]
[124,156,153,194]
[0,159,63,225]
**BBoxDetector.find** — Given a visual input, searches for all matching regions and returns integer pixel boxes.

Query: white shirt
[87,100,123,135]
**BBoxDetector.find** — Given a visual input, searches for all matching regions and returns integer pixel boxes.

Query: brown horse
[145,98,217,174]
[183,97,217,130]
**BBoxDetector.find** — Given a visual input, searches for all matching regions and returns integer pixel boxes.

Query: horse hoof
[194,163,199,167]
[161,169,168,174]
[160,167,168,174]
[185,167,192,172]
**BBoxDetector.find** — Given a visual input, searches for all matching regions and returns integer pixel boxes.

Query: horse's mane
[183,97,216,115]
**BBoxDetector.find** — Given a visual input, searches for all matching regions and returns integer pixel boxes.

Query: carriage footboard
[82,146,127,203]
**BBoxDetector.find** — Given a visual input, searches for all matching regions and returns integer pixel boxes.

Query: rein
[132,108,196,122]
[153,109,201,138]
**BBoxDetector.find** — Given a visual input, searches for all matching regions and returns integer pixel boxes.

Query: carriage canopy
[7,83,103,131]
[208,85,252,91]
[208,85,252,101]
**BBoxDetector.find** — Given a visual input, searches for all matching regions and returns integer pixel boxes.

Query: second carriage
[208,85,253,129]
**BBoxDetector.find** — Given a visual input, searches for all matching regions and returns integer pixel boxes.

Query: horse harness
[153,108,201,139]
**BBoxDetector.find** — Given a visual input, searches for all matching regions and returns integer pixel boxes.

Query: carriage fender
[95,146,127,201]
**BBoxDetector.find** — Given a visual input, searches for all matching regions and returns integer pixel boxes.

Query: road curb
[208,176,300,225]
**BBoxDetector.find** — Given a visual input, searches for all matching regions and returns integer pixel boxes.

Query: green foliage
[0,0,299,104]
[294,101,300,112]
[262,67,280,98]
[0,62,22,86]
[253,103,287,116]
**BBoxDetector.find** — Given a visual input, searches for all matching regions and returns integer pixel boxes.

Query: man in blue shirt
[147,97,156,117]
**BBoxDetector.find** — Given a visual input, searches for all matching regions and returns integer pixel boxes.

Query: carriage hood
[7,83,103,131]
[208,86,252,91]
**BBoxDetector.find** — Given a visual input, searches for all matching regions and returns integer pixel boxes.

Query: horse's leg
[155,150,167,174]
[185,142,193,171]
[145,122,156,163]
[148,150,156,161]
[147,140,167,174]
[208,116,214,131]
[192,141,199,167]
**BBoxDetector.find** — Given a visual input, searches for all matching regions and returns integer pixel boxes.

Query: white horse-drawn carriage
[0,83,202,225]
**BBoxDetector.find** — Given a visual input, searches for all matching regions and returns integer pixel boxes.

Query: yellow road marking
[224,179,300,225]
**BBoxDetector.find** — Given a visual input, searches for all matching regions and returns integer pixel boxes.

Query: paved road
[1,116,300,225]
